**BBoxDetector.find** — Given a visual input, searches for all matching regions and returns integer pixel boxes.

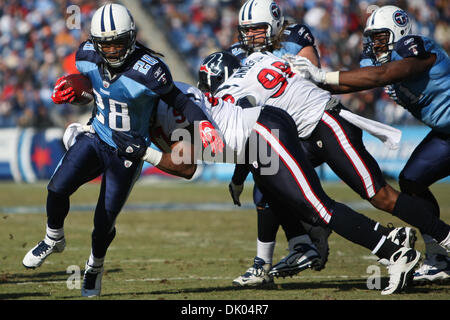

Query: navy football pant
[253,106,386,244]
[399,130,450,218]
[248,106,399,259]
[47,133,143,258]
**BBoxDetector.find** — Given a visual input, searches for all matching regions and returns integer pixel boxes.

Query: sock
[256,239,275,265]
[373,222,391,236]
[371,235,403,260]
[88,251,105,268]
[393,192,450,242]
[46,225,64,241]
[328,202,398,259]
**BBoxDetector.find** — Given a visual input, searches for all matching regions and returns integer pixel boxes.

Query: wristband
[325,71,340,85]
[142,147,163,166]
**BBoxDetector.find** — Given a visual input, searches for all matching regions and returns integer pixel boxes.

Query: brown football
[63,73,94,105]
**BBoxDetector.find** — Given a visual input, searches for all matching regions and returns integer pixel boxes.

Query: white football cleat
[413,254,450,282]
[381,247,421,295]
[378,227,416,266]
[232,257,273,287]
[22,235,66,269]
[81,262,104,297]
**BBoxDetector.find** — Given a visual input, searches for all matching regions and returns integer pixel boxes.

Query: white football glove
[62,123,92,150]
[283,54,340,85]
[228,182,244,207]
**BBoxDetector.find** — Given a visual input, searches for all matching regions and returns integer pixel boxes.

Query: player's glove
[228,182,244,207]
[51,75,75,104]
[199,120,224,154]
[283,54,340,86]
[112,130,147,160]
[384,85,398,102]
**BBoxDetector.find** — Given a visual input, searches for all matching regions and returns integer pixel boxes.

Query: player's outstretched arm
[331,54,436,93]
[160,86,224,154]
[112,131,197,180]
[155,141,197,179]
[286,54,436,94]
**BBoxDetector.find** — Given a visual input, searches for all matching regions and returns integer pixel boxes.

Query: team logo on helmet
[199,53,223,75]
[270,2,281,20]
[393,10,408,27]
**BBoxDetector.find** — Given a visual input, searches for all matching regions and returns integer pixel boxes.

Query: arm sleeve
[231,164,250,185]
[159,85,209,123]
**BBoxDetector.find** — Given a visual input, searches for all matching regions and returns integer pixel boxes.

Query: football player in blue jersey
[227,0,449,287]
[289,5,450,283]
[226,0,329,286]
[22,3,223,297]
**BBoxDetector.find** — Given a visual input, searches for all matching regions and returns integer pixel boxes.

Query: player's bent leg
[23,137,104,270]
[252,106,421,294]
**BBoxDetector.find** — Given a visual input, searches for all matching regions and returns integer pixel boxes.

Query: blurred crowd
[0,0,448,129]
[0,0,97,128]
[141,0,449,125]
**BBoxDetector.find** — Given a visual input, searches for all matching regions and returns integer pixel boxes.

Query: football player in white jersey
[195,49,450,293]
[111,53,427,295]
[224,0,431,287]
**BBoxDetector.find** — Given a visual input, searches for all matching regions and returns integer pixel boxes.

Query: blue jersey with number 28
[75,41,174,148]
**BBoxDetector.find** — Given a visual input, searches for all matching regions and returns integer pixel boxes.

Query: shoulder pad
[282,23,315,48]
[394,35,427,59]
[75,40,102,64]
[128,52,174,94]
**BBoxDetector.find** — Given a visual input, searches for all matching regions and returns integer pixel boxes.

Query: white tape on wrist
[143,148,162,166]
[325,71,340,85]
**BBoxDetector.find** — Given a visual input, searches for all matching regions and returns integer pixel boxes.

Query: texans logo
[270,3,281,20]
[199,53,223,75]
[393,10,408,27]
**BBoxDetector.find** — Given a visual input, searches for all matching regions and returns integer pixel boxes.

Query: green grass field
[0,180,449,300]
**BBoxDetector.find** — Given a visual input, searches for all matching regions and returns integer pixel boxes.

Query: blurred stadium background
[0,0,449,183]
[0,0,449,300]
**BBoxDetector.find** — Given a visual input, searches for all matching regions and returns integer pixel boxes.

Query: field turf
[0,180,449,301]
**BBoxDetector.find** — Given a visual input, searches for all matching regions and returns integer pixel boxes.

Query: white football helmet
[90,3,136,68]
[238,0,284,52]
[364,5,411,64]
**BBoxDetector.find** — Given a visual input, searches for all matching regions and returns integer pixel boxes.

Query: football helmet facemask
[363,5,411,64]
[238,0,284,53]
[198,51,241,93]
[90,3,136,68]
